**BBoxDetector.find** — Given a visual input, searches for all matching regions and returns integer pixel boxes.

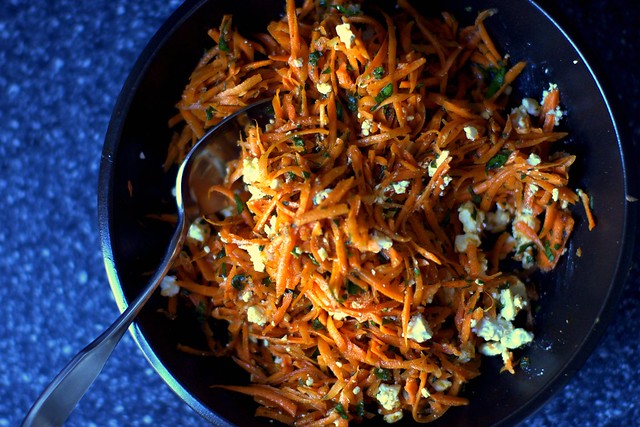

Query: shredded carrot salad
[159,0,595,424]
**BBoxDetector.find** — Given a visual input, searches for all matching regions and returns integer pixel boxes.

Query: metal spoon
[22,98,274,427]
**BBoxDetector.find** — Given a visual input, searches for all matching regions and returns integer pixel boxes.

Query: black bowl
[99,0,636,425]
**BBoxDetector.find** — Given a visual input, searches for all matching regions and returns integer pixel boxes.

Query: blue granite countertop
[1,1,638,426]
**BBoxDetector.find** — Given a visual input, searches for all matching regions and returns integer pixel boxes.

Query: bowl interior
[99,0,632,425]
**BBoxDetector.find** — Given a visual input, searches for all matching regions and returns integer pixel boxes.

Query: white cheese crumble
[361,119,373,136]
[454,233,481,253]
[485,204,511,233]
[376,384,401,411]
[313,188,333,205]
[427,150,450,177]
[383,411,403,424]
[242,157,262,184]
[432,378,452,392]
[521,98,540,116]
[458,201,484,234]
[527,153,542,166]
[335,22,355,48]
[291,57,303,68]
[316,82,332,95]
[160,275,180,297]
[317,247,329,262]
[241,242,267,273]
[463,125,479,140]
[499,281,528,321]
[390,180,410,194]
[372,231,393,252]
[264,215,277,237]
[247,306,267,326]
[187,220,207,242]
[405,314,433,343]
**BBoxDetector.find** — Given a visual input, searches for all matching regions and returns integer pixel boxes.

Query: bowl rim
[97,0,638,425]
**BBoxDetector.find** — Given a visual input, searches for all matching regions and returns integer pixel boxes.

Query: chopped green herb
[291,246,302,257]
[195,301,207,322]
[309,50,322,66]
[374,367,392,381]
[221,263,227,277]
[330,4,361,16]
[292,136,304,147]
[234,194,244,214]
[205,106,216,121]
[231,274,246,291]
[485,65,506,98]
[258,245,265,251]
[302,171,311,179]
[312,318,325,330]
[468,186,482,204]
[486,150,512,171]
[381,317,394,325]
[356,401,365,417]
[335,100,344,120]
[262,277,272,286]
[345,92,361,113]
[543,240,555,261]
[374,83,393,105]
[322,67,331,74]
[554,243,562,250]
[373,66,385,79]
[346,280,363,295]
[218,21,230,52]
[335,403,348,420]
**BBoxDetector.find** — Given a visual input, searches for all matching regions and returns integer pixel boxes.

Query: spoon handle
[22,219,186,427]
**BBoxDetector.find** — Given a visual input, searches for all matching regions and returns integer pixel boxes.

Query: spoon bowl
[22,98,274,427]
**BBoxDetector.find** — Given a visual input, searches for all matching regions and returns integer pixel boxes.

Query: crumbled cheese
[305,376,314,386]
[499,281,528,321]
[463,125,479,140]
[485,204,511,233]
[458,201,484,234]
[270,178,282,190]
[383,411,403,424]
[521,98,540,116]
[432,378,452,392]
[527,153,542,166]
[317,247,329,262]
[427,150,450,177]
[420,388,430,398]
[335,22,355,48]
[361,119,373,136]
[246,184,268,201]
[376,384,401,411]
[439,175,453,194]
[242,242,267,272]
[548,106,565,124]
[458,341,475,363]
[316,82,332,95]
[242,157,262,184]
[390,180,410,194]
[187,220,207,242]
[454,233,481,253]
[541,83,559,105]
[264,215,277,237]
[474,293,534,359]
[160,275,180,297]
[372,231,393,251]
[247,306,267,326]
[313,188,333,205]
[405,314,433,343]
[240,290,253,303]
[552,188,559,202]
[292,57,303,68]
[352,386,361,394]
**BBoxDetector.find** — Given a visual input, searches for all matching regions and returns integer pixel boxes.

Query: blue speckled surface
[1,1,638,426]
